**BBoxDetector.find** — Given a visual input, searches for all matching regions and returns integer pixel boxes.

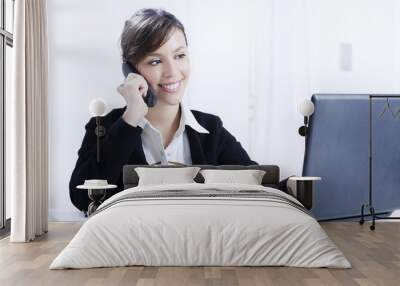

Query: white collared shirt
[137,104,209,165]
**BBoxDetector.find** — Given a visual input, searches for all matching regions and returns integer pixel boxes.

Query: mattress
[50,183,351,269]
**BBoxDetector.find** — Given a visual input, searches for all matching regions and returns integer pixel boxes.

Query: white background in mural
[47,0,400,220]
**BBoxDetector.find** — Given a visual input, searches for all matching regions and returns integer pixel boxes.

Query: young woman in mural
[69,8,257,213]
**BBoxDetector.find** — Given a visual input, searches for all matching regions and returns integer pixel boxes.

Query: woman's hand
[117,73,149,127]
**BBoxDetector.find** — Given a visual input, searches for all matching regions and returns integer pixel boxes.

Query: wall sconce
[298,99,315,137]
[89,98,108,163]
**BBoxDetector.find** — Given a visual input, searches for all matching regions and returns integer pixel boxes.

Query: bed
[50,165,350,269]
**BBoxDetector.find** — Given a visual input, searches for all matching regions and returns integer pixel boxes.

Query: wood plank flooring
[0,222,399,286]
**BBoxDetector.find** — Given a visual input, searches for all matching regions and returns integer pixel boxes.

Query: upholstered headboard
[123,164,280,189]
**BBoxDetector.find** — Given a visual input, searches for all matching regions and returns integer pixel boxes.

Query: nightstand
[287,177,321,210]
[77,180,117,216]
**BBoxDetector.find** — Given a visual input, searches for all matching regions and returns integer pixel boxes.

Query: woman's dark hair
[120,8,188,67]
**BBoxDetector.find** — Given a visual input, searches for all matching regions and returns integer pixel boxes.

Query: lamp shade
[89,98,108,117]
[298,99,315,116]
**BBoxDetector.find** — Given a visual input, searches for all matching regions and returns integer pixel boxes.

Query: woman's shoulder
[103,107,126,120]
[190,109,223,132]
[85,107,126,129]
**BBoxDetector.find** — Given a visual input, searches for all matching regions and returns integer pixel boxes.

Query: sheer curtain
[9,0,49,242]
[184,0,311,178]
[248,0,312,178]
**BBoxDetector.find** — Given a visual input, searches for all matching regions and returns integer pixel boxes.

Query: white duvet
[50,183,351,269]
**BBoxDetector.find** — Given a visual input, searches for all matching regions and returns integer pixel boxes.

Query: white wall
[47,0,400,221]
[311,0,400,93]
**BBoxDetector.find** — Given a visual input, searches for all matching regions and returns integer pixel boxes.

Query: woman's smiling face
[136,28,190,106]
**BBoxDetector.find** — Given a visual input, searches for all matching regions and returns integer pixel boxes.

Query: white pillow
[200,169,266,185]
[135,167,201,186]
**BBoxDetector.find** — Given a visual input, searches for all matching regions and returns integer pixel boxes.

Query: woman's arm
[216,124,258,165]
[69,116,143,212]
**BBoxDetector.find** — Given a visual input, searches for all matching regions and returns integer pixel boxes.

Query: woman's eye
[148,54,186,66]
[149,60,161,66]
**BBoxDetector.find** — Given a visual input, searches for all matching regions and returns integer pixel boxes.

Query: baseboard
[48,209,87,222]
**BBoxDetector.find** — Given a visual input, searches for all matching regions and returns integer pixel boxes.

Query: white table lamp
[89,98,108,162]
[298,99,315,136]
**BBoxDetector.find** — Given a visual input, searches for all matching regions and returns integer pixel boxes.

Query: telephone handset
[122,62,157,107]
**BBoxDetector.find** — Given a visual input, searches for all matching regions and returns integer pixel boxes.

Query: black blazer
[69,107,257,212]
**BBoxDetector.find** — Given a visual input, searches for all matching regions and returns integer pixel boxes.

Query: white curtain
[248,0,311,178]
[9,0,49,242]
[184,0,311,179]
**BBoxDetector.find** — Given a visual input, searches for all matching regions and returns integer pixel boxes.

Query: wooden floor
[0,221,399,286]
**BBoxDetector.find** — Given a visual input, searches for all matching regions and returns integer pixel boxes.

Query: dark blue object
[122,62,157,107]
[303,94,400,220]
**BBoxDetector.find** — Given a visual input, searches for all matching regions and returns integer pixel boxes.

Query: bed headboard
[123,164,280,189]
